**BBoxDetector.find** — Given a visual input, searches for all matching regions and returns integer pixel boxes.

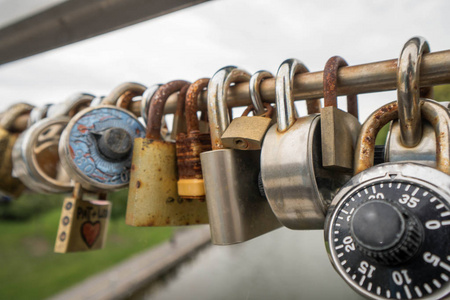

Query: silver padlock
[12,93,94,193]
[261,58,350,230]
[200,66,281,245]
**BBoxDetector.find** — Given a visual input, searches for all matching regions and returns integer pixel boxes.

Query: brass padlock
[55,184,111,253]
[0,103,33,198]
[221,70,275,150]
[176,78,211,208]
[127,80,208,227]
[320,56,361,171]
[201,66,281,245]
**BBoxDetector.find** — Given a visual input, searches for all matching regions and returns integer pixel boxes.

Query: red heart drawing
[81,221,101,248]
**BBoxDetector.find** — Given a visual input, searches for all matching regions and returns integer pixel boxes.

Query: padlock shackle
[323,56,359,119]
[241,102,274,118]
[186,78,209,135]
[354,100,450,175]
[101,82,147,107]
[249,70,273,116]
[0,103,34,131]
[397,37,430,148]
[140,84,162,126]
[275,59,321,132]
[146,80,190,140]
[47,93,95,118]
[207,66,251,150]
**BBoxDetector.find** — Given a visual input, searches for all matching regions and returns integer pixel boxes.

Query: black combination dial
[326,163,450,300]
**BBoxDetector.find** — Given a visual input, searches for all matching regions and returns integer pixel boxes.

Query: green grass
[0,191,174,300]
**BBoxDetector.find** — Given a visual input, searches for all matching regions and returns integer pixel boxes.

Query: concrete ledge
[49,225,211,300]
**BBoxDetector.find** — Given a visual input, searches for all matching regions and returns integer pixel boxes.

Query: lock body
[201,148,280,244]
[221,116,272,150]
[0,129,24,197]
[55,194,111,253]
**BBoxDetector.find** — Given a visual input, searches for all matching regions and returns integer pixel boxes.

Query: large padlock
[59,92,145,192]
[13,93,94,193]
[321,56,361,171]
[260,58,350,230]
[200,66,280,245]
[0,103,33,198]
[325,36,450,300]
[176,78,212,209]
[127,80,208,226]
[220,70,275,150]
[55,183,111,253]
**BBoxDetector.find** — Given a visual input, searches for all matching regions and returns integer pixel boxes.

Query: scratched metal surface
[135,228,364,300]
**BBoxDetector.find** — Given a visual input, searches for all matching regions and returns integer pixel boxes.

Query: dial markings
[441,220,450,226]
[341,260,347,266]
[423,191,428,197]
[351,197,355,202]
[397,183,401,189]
[337,253,344,258]
[359,275,366,286]
[436,203,445,210]
[352,274,356,280]
[404,285,412,299]
[414,286,423,298]
[439,261,450,272]
[337,216,344,220]
[341,209,349,214]
[405,184,411,191]
[376,286,381,295]
[334,231,339,234]
[364,189,368,195]
[396,291,401,299]
[345,267,351,273]
[389,183,392,188]
[380,183,384,188]
[334,238,339,242]
[386,290,391,298]
[433,279,441,288]
[367,282,372,291]
[335,223,341,227]
[345,202,349,206]
[441,273,449,282]
[357,193,361,198]
[424,283,432,294]
[441,211,450,217]
[411,187,419,196]
[335,245,344,250]
[430,197,437,203]
[372,186,377,193]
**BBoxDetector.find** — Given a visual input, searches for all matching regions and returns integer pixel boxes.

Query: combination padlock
[0,103,33,198]
[13,93,94,193]
[200,66,280,245]
[54,183,111,253]
[175,78,212,210]
[59,90,145,192]
[220,70,275,150]
[127,80,208,227]
[321,56,361,171]
[260,58,350,229]
[325,37,450,300]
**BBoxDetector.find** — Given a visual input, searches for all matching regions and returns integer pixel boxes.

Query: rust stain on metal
[136,180,141,189]
[117,90,143,110]
[186,78,210,133]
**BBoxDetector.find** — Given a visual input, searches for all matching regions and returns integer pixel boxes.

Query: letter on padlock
[321,56,361,171]
[127,80,209,226]
[200,66,281,245]
[176,78,212,211]
[55,184,111,253]
[221,71,275,150]
[0,103,33,198]
[261,58,350,230]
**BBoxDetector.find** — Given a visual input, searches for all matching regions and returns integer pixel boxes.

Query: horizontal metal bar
[0,0,210,65]
[127,49,450,116]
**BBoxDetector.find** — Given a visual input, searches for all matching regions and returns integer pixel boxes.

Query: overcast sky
[0,0,449,121]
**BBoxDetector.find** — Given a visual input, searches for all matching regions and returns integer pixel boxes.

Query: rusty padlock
[127,80,209,227]
[175,78,211,212]
[320,56,361,171]
[221,71,275,150]
[0,103,33,198]
[54,183,111,253]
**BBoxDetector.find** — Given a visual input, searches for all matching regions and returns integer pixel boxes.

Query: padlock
[13,93,94,193]
[320,56,361,171]
[221,70,275,150]
[175,78,211,210]
[325,36,450,300]
[127,80,209,227]
[200,66,280,245]
[59,103,145,192]
[0,103,33,198]
[54,183,111,253]
[260,58,350,230]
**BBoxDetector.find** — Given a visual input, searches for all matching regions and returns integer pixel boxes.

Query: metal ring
[101,82,146,106]
[249,70,273,116]
[140,84,162,125]
[207,66,251,150]
[47,93,95,118]
[397,36,430,147]
[28,104,51,127]
[275,58,309,132]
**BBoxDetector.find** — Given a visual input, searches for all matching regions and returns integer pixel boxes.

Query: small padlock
[320,56,361,171]
[127,80,208,227]
[221,70,275,150]
[0,103,33,198]
[55,183,111,253]
[200,66,281,245]
[176,78,211,208]
[13,93,94,193]
[261,58,350,230]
